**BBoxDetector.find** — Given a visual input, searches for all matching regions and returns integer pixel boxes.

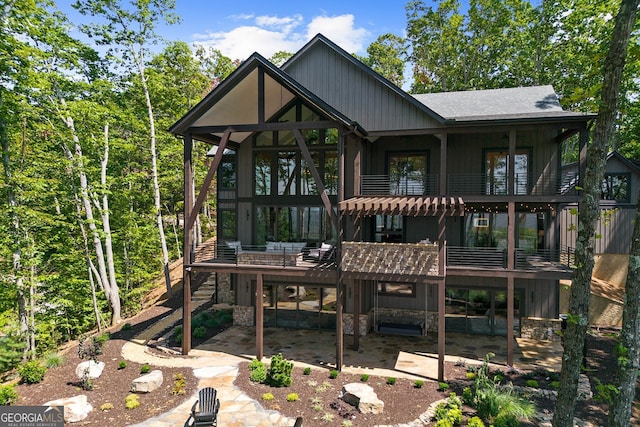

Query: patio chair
[293,417,303,426]
[190,387,220,427]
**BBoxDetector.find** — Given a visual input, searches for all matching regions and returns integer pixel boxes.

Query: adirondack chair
[190,387,220,427]
[293,417,303,426]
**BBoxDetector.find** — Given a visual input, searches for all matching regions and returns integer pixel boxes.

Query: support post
[182,132,193,355]
[507,276,514,366]
[438,278,445,382]
[353,280,360,351]
[256,273,264,361]
[439,133,447,195]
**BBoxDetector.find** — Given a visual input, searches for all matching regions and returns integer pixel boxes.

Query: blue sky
[56,0,417,61]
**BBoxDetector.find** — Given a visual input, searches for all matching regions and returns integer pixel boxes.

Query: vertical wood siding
[560,206,635,254]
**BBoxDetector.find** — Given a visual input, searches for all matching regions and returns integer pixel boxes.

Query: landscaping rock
[75,361,105,380]
[44,395,92,423]
[131,369,163,393]
[341,382,384,414]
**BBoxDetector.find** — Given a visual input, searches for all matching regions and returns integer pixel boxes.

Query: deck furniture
[190,387,219,427]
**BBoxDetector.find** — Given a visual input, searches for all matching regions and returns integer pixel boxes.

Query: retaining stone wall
[233,306,254,326]
[521,317,562,341]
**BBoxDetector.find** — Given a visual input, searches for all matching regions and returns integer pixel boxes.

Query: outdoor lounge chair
[190,387,220,427]
[293,417,303,426]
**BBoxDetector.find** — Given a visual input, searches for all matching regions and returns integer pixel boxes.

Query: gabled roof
[607,150,640,174]
[413,85,595,123]
[169,51,363,143]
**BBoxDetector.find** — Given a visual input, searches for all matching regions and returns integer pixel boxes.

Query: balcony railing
[447,246,576,271]
[359,172,579,196]
[212,242,335,267]
[341,241,440,276]
[448,172,579,196]
[361,174,439,196]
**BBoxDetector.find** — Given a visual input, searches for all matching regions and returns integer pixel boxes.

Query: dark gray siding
[560,206,635,254]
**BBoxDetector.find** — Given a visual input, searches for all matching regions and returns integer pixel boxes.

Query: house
[169,34,595,380]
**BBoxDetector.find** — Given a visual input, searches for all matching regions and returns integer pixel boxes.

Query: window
[219,210,237,240]
[377,282,415,297]
[255,152,272,195]
[220,151,236,189]
[485,149,529,195]
[256,206,335,245]
[388,153,427,195]
[601,173,630,202]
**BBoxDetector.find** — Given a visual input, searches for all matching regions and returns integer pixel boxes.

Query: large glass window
[220,151,236,189]
[485,150,529,195]
[375,215,403,243]
[388,153,427,195]
[601,173,630,201]
[277,152,297,195]
[219,210,237,240]
[256,206,335,245]
[464,212,544,251]
[255,152,272,195]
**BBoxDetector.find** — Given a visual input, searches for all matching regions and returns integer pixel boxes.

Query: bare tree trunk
[98,123,121,325]
[553,0,639,425]
[131,46,172,297]
[60,114,121,325]
[609,196,640,425]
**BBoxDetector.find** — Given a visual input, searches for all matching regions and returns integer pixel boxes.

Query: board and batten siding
[560,206,635,254]
[284,43,439,132]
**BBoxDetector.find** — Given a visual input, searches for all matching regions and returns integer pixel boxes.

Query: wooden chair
[293,417,303,427]
[190,387,220,427]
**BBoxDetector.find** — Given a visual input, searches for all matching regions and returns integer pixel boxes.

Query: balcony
[210,242,336,268]
[341,242,440,276]
[359,172,579,197]
[446,246,575,273]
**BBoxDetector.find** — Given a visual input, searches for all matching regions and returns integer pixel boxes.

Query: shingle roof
[413,85,591,122]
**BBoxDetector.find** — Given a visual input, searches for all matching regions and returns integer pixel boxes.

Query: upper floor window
[220,151,236,189]
[601,173,630,202]
[485,149,529,195]
[388,153,427,195]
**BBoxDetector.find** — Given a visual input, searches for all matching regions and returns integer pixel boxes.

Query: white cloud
[192,14,369,61]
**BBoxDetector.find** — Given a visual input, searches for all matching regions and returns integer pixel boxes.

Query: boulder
[131,369,163,393]
[75,361,105,380]
[341,382,384,415]
[44,395,92,423]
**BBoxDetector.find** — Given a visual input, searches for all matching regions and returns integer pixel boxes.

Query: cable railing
[360,174,439,196]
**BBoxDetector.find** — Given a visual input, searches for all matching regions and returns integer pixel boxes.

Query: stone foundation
[202,272,234,304]
[371,308,438,335]
[233,306,254,326]
[520,317,562,341]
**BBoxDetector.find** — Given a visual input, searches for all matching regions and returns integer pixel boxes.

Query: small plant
[0,384,18,405]
[551,380,560,389]
[118,361,127,370]
[120,323,132,331]
[100,403,114,411]
[267,353,293,387]
[172,326,183,345]
[250,364,268,385]
[303,367,311,375]
[329,369,339,379]
[360,373,369,382]
[386,377,396,385]
[193,326,207,339]
[462,386,474,404]
[525,379,539,388]
[286,392,299,402]
[414,379,424,388]
[45,353,64,369]
[342,420,353,427]
[321,413,335,422]
[262,392,275,401]
[594,379,619,404]
[140,364,151,374]
[311,396,322,405]
[80,368,93,391]
[438,381,449,391]
[467,416,486,427]
[19,361,47,384]
[171,373,186,395]
[466,371,477,380]
[125,394,139,409]
[77,334,105,362]
[330,400,356,419]
[315,381,332,393]
[307,380,318,387]
[312,404,323,411]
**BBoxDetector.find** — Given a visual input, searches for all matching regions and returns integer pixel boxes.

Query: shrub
[466,372,477,380]
[262,392,275,401]
[447,406,463,424]
[462,386,474,404]
[360,374,369,382]
[118,361,127,370]
[125,394,139,409]
[303,367,311,375]
[414,379,424,388]
[193,326,207,339]
[171,373,186,395]
[172,326,183,345]
[286,393,299,402]
[321,413,334,422]
[342,421,353,427]
[95,333,110,346]
[77,334,105,362]
[120,323,132,331]
[250,362,268,383]
[45,353,64,369]
[19,361,47,384]
[525,379,539,388]
[493,410,519,427]
[438,382,449,391]
[467,416,485,427]
[140,364,151,374]
[550,380,560,389]
[100,403,114,411]
[0,333,25,373]
[0,384,18,405]
[329,369,339,379]
[267,354,293,387]
[386,377,396,385]
[434,419,453,427]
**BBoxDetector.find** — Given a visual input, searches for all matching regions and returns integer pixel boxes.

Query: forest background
[0,0,638,374]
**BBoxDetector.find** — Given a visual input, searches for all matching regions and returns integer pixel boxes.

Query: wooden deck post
[256,273,264,361]
[182,132,193,355]
[353,280,360,351]
[438,278,445,382]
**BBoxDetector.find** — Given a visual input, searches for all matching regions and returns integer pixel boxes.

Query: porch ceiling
[338,196,465,216]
